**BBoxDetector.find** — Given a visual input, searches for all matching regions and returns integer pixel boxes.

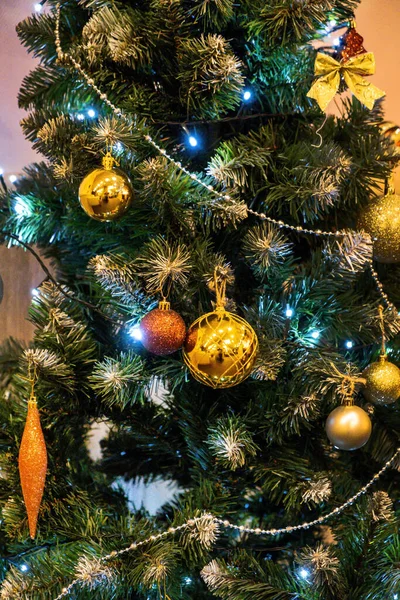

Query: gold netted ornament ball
[325,404,372,451]
[140,301,186,356]
[183,308,258,389]
[358,187,400,263]
[362,354,400,405]
[79,152,133,221]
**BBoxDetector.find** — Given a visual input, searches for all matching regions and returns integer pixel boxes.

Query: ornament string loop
[27,358,38,404]
[330,362,366,402]
[213,268,227,310]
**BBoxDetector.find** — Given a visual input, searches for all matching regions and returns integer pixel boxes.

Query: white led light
[188,135,198,148]
[345,340,353,349]
[34,3,42,12]
[0,168,3,176]
[394,595,398,600]
[77,113,85,121]
[31,288,39,297]
[87,108,96,118]
[129,324,143,341]
[9,175,17,184]
[285,306,294,318]
[310,330,320,340]
[20,564,29,572]
[183,577,192,585]
[333,37,340,47]
[243,89,252,101]
[14,198,31,217]
[298,567,310,580]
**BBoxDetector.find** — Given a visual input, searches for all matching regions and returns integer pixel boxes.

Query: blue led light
[285,306,294,318]
[87,108,96,118]
[77,113,85,121]
[188,135,198,148]
[345,340,353,349]
[243,89,252,101]
[129,325,143,341]
[310,330,320,340]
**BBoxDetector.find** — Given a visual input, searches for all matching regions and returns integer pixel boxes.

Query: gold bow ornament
[307,52,385,112]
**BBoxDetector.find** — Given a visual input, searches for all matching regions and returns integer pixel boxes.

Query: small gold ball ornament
[358,189,400,263]
[362,354,400,405]
[325,404,372,451]
[183,308,258,389]
[140,301,186,356]
[79,153,133,221]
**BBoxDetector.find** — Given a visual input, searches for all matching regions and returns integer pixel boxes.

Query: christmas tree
[0,0,399,598]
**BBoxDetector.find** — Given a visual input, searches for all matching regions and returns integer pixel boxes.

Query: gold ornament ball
[325,405,372,451]
[183,309,258,389]
[79,163,133,222]
[140,302,186,356]
[358,192,400,263]
[362,355,400,405]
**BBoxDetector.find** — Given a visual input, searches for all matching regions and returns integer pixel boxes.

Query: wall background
[0,0,400,344]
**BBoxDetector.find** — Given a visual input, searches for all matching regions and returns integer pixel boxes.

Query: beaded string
[51,446,400,599]
[53,3,354,242]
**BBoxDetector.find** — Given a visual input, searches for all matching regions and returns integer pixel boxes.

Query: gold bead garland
[52,446,400,599]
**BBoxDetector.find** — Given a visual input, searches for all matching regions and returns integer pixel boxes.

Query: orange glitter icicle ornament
[18,395,47,539]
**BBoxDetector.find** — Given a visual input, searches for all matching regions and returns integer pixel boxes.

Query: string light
[129,324,143,341]
[34,3,42,11]
[310,330,320,340]
[345,340,354,349]
[14,198,31,217]
[20,564,29,572]
[9,175,17,184]
[31,288,40,297]
[87,108,96,118]
[243,89,252,102]
[333,37,341,46]
[285,306,294,318]
[0,168,3,176]
[76,113,85,121]
[298,568,310,580]
[188,135,198,148]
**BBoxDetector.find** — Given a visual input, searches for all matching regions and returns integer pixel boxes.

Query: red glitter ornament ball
[140,301,186,355]
[340,26,367,63]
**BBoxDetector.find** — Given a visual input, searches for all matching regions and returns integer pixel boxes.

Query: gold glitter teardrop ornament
[19,396,47,538]
[362,355,400,405]
[140,301,186,355]
[325,404,372,451]
[358,189,400,263]
[79,152,133,221]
